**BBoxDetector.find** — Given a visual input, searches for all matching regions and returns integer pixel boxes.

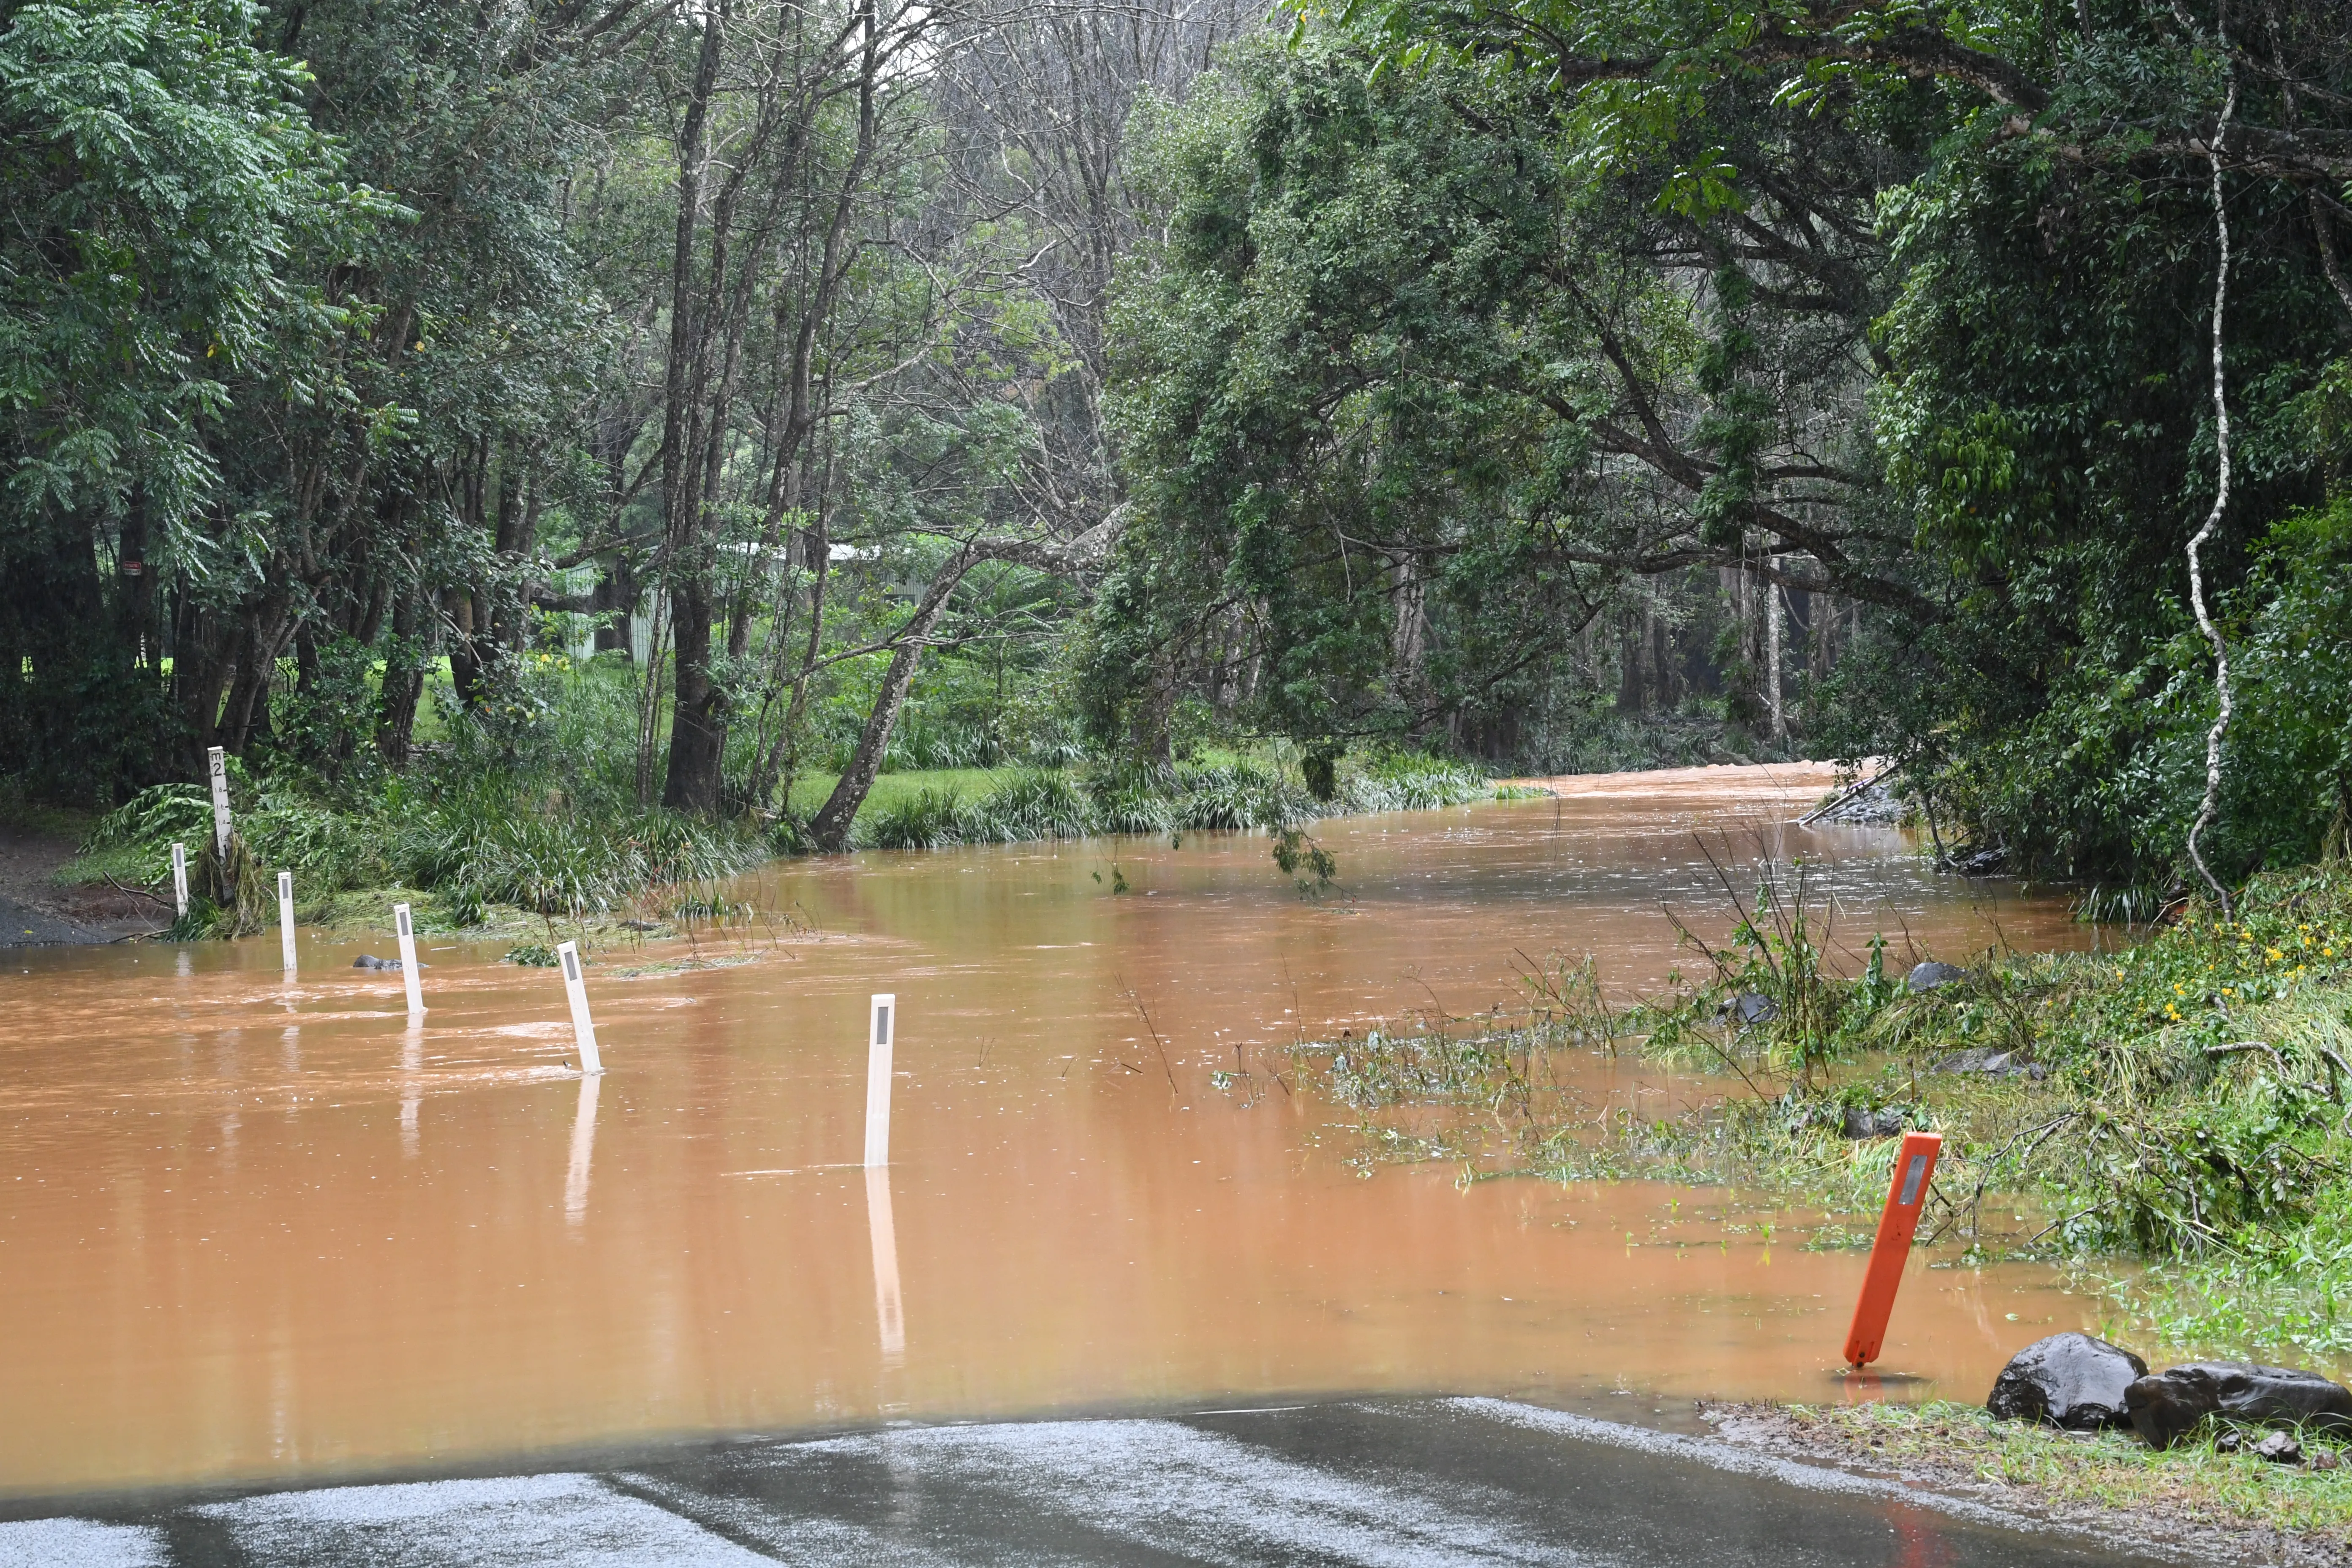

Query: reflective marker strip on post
[557,941,603,1076]
[278,872,297,972]
[863,994,896,1168]
[1842,1130,1943,1367]
[207,746,232,857]
[393,903,424,1017]
[170,843,188,919]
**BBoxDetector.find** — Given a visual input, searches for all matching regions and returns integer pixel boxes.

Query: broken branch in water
[1120,978,1179,1094]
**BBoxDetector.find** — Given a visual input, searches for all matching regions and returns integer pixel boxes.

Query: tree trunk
[808,557,973,851]
[376,590,428,766]
[662,580,727,812]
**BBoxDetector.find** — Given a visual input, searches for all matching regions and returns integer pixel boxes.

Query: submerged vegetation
[1249,858,2352,1364]
[856,754,1488,851]
[65,649,1492,933]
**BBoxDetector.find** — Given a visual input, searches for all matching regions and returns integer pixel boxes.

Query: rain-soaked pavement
[0,1398,2158,1567]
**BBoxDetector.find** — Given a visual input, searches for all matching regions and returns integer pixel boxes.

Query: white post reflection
[399,1023,423,1158]
[865,1165,906,1365]
[564,1072,601,1228]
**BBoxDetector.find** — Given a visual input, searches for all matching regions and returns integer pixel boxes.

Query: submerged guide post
[1843,1130,1942,1367]
[277,872,296,974]
[557,941,604,1075]
[864,994,895,1168]
[170,843,188,920]
[394,903,424,1017]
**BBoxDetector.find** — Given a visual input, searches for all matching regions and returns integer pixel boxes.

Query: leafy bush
[85,783,214,852]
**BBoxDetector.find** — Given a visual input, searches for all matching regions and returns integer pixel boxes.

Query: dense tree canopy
[2,0,2347,894]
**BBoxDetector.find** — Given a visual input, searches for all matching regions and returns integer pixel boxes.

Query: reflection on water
[564,1074,599,1229]
[866,1168,906,1368]
[0,763,2113,1496]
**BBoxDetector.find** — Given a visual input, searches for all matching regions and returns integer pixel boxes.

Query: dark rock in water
[1986,1332,2148,1430]
[1947,847,2007,876]
[1930,1048,2023,1076]
[2255,1431,2305,1465]
[351,954,415,971]
[1840,1104,1906,1140]
[1906,961,1965,994]
[2215,1429,2242,1454]
[2124,1362,2352,1449]
[1721,992,1778,1026]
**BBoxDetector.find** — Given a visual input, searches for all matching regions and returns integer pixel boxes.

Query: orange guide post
[1842,1130,1942,1367]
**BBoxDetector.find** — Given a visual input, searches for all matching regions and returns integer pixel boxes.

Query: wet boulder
[2124,1362,2352,1449]
[1906,961,1965,994]
[1930,1048,2020,1076]
[1985,1332,2147,1430]
[351,954,419,971]
[1840,1105,1906,1140]
[2255,1431,2305,1465]
[1720,992,1778,1026]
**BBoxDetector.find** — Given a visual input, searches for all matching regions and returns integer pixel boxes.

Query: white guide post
[556,941,603,1075]
[206,746,232,857]
[863,993,896,1168]
[170,843,188,919]
[393,903,424,1017]
[277,872,296,973]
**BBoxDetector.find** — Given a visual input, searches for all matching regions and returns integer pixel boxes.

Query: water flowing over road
[0,763,2125,1557]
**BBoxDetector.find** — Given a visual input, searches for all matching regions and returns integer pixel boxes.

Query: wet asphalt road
[0,1398,2167,1567]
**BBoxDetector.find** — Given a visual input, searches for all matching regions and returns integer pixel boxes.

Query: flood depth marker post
[863,994,896,1168]
[556,941,604,1075]
[170,843,188,920]
[1843,1130,1943,1367]
[277,872,297,974]
[206,746,232,857]
[393,902,424,1017]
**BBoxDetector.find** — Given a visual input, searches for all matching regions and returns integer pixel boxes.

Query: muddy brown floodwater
[0,763,2117,1499]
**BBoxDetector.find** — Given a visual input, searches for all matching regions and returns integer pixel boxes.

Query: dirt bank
[0,823,163,945]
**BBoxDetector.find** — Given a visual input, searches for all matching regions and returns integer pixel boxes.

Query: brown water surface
[0,763,2113,1497]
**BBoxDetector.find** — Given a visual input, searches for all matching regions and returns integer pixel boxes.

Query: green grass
[785,768,1021,820]
[1750,1399,2352,1549]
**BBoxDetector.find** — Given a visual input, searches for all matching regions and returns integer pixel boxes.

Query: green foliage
[862,787,966,851]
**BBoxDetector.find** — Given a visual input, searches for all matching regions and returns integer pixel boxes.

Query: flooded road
[0,763,2112,1499]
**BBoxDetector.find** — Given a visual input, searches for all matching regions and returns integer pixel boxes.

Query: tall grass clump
[959,770,1092,843]
[863,787,966,850]
[1335,754,1488,813]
